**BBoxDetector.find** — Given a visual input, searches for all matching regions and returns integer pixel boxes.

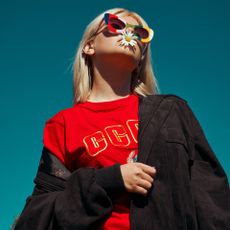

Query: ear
[82,41,95,56]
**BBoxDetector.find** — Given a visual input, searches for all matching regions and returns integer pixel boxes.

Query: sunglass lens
[109,17,125,30]
[134,27,149,39]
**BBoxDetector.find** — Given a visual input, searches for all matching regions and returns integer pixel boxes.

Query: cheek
[133,44,142,61]
[136,41,146,54]
[94,34,118,52]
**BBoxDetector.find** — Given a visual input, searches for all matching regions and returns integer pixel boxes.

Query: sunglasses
[103,13,154,43]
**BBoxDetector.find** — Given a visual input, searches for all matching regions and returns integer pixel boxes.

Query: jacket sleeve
[14,110,127,230]
[14,147,126,230]
[181,100,230,229]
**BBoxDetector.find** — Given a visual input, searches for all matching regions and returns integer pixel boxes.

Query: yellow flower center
[124,35,132,42]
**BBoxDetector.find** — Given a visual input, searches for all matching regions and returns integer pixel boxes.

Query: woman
[14,8,230,230]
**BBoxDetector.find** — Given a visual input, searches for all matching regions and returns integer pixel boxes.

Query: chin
[96,49,140,71]
[112,50,140,70]
[116,45,140,58]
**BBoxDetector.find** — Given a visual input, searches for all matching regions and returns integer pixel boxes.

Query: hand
[120,162,157,196]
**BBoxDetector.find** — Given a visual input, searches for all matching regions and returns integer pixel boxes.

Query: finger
[140,171,154,183]
[134,185,148,196]
[138,163,157,176]
[137,178,153,190]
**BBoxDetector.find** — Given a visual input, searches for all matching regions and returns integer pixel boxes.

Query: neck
[88,59,133,102]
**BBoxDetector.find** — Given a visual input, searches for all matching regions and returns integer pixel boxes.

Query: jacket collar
[138,94,174,163]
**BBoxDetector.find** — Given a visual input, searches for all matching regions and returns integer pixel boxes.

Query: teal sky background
[1,0,229,228]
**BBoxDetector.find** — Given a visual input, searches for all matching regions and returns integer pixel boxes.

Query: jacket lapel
[137,95,174,163]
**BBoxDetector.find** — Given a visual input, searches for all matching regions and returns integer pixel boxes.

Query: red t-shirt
[43,94,139,229]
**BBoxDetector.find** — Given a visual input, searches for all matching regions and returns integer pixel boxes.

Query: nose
[125,26,135,34]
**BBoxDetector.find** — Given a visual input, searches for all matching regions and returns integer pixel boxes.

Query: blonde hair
[72,8,160,104]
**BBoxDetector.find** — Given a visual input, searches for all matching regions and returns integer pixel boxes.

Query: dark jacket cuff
[95,163,126,195]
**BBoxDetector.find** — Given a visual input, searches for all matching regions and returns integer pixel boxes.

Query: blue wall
[1,0,229,228]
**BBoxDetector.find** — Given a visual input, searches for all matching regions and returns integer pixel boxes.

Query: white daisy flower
[118,30,137,47]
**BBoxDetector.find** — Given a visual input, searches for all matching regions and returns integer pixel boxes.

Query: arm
[180,100,230,229]
[14,147,126,230]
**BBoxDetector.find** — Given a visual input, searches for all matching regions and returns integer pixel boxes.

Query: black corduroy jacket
[14,94,230,229]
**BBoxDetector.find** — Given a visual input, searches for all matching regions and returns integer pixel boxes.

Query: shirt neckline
[77,94,138,111]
